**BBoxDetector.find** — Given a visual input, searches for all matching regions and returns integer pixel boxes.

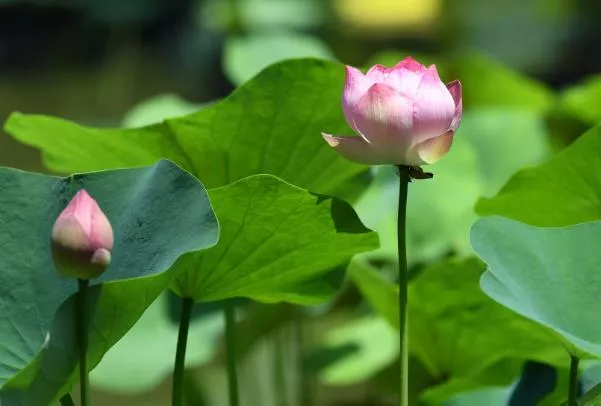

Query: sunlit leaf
[171,175,378,304]
[476,125,601,226]
[561,75,601,125]
[5,59,363,196]
[318,316,398,385]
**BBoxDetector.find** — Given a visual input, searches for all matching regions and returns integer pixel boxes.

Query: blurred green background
[1,0,601,405]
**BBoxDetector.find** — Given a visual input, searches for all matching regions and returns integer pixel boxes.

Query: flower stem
[183,369,209,406]
[274,327,287,406]
[172,297,194,406]
[295,318,312,406]
[76,279,90,406]
[396,165,410,406]
[568,354,580,406]
[59,394,76,406]
[224,300,240,406]
[226,0,243,35]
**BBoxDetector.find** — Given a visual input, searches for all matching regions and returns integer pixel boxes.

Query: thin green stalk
[76,279,90,406]
[59,394,76,406]
[173,298,194,406]
[396,165,410,406]
[225,300,240,406]
[226,0,243,35]
[568,355,580,406]
[295,318,312,406]
[183,369,209,406]
[274,327,287,406]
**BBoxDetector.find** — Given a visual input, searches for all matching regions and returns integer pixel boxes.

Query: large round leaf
[171,175,378,304]
[476,125,601,226]
[5,59,364,196]
[471,216,601,358]
[0,160,219,405]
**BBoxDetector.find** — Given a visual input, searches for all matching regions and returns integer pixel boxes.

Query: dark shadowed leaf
[0,160,219,405]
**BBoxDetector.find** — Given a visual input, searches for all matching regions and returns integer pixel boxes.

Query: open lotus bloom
[52,189,113,279]
[322,57,462,166]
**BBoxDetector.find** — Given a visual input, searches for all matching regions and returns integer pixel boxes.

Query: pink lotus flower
[322,57,462,166]
[52,189,113,279]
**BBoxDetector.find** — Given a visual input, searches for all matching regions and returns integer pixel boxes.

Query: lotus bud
[52,189,113,279]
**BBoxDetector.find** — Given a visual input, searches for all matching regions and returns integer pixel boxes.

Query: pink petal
[446,80,463,131]
[52,189,113,279]
[343,65,372,106]
[56,190,95,236]
[408,130,454,165]
[364,63,423,98]
[350,83,414,149]
[366,64,401,85]
[53,189,113,251]
[412,65,456,139]
[386,67,424,98]
[393,56,426,73]
[322,133,388,165]
[363,59,427,97]
[364,64,388,82]
[89,204,114,250]
[343,65,374,125]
